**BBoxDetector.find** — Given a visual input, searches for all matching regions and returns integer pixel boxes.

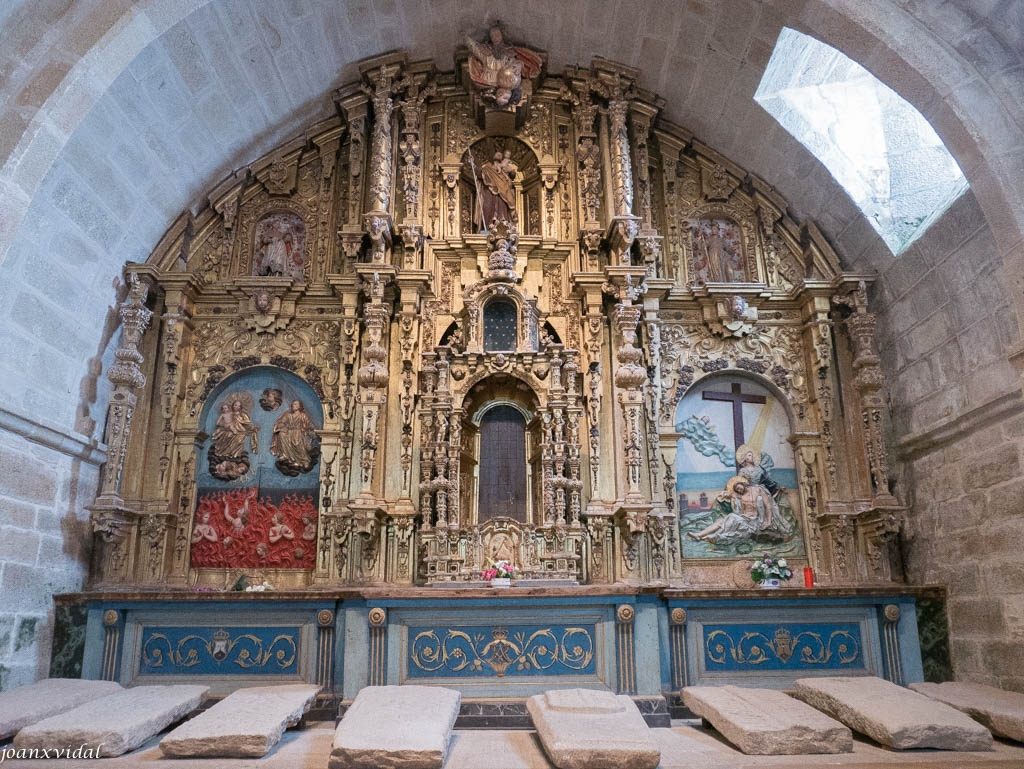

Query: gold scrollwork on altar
[141,628,298,670]
[409,626,594,678]
[705,627,860,667]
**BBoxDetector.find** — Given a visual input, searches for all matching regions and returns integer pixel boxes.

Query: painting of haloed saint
[690,217,745,283]
[191,367,322,570]
[253,212,306,280]
[676,375,805,559]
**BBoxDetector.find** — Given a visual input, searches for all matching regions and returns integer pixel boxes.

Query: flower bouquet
[749,553,793,589]
[482,559,518,587]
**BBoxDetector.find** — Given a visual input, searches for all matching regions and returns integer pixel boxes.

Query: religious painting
[690,217,745,283]
[253,212,306,279]
[675,375,805,559]
[192,366,322,570]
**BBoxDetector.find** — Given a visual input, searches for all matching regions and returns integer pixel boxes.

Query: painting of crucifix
[675,375,805,559]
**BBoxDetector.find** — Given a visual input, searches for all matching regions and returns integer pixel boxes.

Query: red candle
[803,566,815,588]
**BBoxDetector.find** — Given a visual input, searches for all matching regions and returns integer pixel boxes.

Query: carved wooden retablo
[87,37,904,592]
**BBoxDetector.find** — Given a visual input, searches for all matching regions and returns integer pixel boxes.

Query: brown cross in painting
[702,382,766,463]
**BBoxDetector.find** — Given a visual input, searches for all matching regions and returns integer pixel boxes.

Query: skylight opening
[755,27,968,256]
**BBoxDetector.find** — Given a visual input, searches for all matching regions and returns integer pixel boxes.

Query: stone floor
[3,721,1024,768]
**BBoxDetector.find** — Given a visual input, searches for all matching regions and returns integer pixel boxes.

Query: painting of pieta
[690,217,745,283]
[675,374,805,559]
[253,212,306,279]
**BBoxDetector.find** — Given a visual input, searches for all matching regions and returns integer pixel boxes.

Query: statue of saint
[270,400,320,476]
[475,150,518,231]
[256,231,294,277]
[465,25,541,107]
[209,396,259,481]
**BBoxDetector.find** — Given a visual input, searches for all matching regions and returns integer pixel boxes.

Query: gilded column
[89,271,154,585]
[835,281,897,505]
[349,271,392,577]
[396,72,435,269]
[656,132,685,284]
[336,89,368,268]
[362,62,399,264]
[152,273,199,585]
[592,65,640,263]
[631,104,663,278]
[606,273,651,582]
[564,76,603,271]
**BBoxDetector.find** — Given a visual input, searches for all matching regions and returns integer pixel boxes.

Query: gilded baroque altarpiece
[87,40,904,594]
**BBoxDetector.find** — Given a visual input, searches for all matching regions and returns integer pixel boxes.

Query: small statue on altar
[465,24,541,107]
[552,410,565,443]
[435,410,450,443]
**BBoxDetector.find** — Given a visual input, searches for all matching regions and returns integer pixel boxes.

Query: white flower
[778,559,787,568]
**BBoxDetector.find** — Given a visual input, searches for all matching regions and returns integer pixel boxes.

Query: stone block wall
[870,190,1024,692]
[0,430,97,690]
[902,420,1024,692]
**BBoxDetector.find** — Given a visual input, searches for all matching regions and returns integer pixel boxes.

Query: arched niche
[192,366,323,571]
[476,403,530,522]
[462,137,540,234]
[252,211,307,280]
[673,372,805,560]
[459,374,540,527]
[483,296,518,351]
[462,283,539,355]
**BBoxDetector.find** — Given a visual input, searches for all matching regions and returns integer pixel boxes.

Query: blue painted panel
[703,622,862,671]
[406,624,597,679]
[139,626,300,675]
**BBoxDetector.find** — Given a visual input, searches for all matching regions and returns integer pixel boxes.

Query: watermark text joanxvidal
[0,744,104,761]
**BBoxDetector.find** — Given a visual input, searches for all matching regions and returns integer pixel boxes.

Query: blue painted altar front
[61,585,931,708]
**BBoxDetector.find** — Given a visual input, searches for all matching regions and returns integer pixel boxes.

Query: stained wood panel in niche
[483,298,517,351]
[478,405,528,522]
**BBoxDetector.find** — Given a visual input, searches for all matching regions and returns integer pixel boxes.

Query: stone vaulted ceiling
[0,0,1022,443]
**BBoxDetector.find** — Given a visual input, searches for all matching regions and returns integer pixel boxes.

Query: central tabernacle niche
[483,297,517,351]
[460,375,540,526]
[478,405,528,521]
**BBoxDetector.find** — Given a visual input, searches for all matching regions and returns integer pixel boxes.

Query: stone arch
[2,0,1024,689]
